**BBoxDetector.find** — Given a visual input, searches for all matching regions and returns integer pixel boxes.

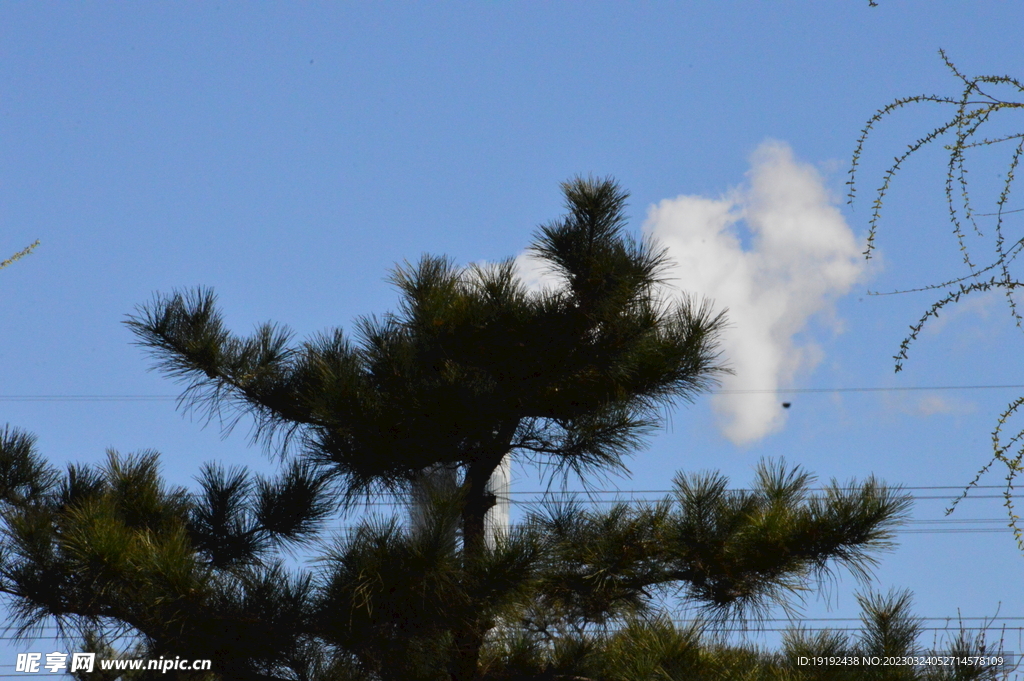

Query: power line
[154,520,1024,536]
[507,494,1020,502]
[3,384,1024,402]
[502,485,1019,494]
[10,616,1024,631]
[340,487,1024,504]
[507,486,1022,493]
[0,395,176,402]
[719,384,1024,395]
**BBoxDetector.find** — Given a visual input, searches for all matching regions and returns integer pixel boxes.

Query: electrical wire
[3,384,1024,401]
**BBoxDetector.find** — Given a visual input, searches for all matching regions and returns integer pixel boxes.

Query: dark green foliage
[0,426,59,505]
[0,179,968,680]
[664,464,908,613]
[125,177,726,500]
[301,460,910,679]
[0,436,326,681]
[527,461,910,629]
[0,428,999,681]
[122,177,734,679]
[187,459,332,569]
[779,590,1010,681]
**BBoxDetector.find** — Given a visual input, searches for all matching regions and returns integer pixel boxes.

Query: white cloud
[514,141,863,445]
[884,392,976,418]
[514,250,555,293]
[642,141,864,445]
[922,288,998,336]
[913,394,959,416]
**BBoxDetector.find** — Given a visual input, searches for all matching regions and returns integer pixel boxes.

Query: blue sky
[2,0,1024,661]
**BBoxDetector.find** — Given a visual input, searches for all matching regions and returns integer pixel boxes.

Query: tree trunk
[449,458,499,681]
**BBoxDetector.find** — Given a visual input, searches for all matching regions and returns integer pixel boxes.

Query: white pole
[410,457,511,550]
[409,462,458,535]
[483,455,511,550]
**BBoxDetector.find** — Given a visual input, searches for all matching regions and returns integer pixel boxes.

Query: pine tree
[0,179,919,681]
